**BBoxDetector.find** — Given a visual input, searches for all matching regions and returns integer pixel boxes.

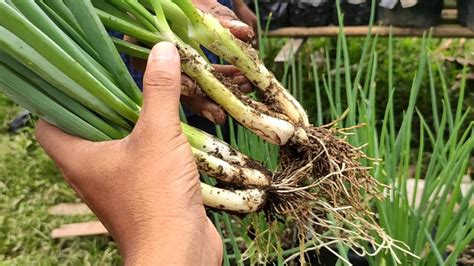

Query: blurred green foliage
[0,102,121,265]
[263,37,473,149]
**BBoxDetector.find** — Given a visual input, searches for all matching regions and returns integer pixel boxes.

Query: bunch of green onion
[0,0,411,260]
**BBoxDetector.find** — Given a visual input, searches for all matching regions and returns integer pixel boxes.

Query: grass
[1,14,473,266]
[0,97,120,265]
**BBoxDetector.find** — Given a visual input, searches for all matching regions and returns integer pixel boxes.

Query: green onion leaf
[64,0,143,104]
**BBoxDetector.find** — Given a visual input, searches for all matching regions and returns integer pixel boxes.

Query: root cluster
[265,125,412,263]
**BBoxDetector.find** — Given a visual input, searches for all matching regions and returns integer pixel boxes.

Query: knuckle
[144,70,178,89]
[127,124,183,152]
[211,4,236,19]
[181,79,198,96]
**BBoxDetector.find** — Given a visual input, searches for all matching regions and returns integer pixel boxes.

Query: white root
[201,183,266,213]
[192,147,270,187]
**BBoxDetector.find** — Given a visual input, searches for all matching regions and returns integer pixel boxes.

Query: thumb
[135,42,181,135]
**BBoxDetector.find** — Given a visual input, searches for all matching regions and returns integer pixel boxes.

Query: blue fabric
[123,51,144,90]
[219,0,233,9]
[108,31,144,89]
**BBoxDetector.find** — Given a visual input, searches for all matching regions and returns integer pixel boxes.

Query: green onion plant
[3,1,469,265]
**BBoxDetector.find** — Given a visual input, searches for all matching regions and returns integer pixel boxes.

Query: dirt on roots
[262,125,410,261]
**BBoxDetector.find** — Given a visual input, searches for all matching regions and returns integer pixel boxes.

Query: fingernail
[229,20,248,28]
[150,42,177,61]
[201,110,216,123]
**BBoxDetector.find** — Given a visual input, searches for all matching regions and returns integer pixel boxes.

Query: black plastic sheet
[378,0,444,28]
[458,0,474,31]
[8,110,31,133]
[289,0,333,27]
[255,0,334,29]
[334,0,373,26]
[256,0,290,30]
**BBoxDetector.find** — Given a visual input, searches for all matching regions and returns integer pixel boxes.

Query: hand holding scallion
[0,0,413,263]
[35,42,223,265]
[192,0,256,42]
[127,0,256,124]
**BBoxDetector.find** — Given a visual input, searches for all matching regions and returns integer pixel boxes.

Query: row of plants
[211,2,473,264]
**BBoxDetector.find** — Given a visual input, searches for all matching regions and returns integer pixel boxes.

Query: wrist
[123,241,190,265]
[121,220,220,266]
[118,207,212,264]
[121,224,198,265]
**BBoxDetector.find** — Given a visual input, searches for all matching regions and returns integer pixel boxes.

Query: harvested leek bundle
[0,0,411,261]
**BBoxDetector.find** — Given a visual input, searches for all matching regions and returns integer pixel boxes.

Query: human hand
[232,0,258,40]
[181,64,253,124]
[36,42,223,265]
[187,0,257,122]
[192,0,255,42]
[128,49,253,124]
[129,0,256,124]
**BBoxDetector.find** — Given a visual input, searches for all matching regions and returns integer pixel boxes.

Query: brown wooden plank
[274,38,306,63]
[51,221,108,239]
[268,25,474,38]
[48,203,92,216]
[441,9,458,22]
